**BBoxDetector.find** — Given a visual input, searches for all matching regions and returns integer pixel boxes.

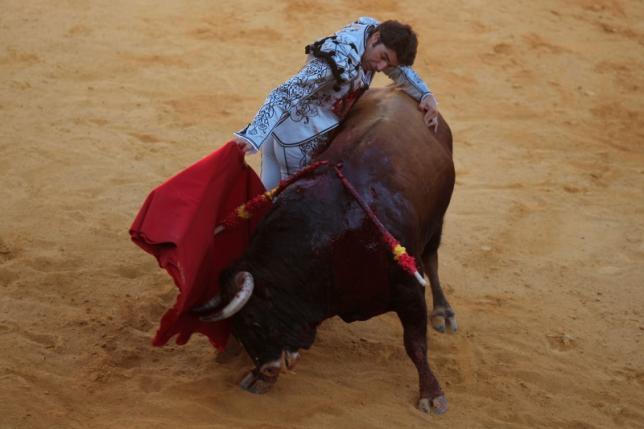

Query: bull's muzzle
[194,271,254,322]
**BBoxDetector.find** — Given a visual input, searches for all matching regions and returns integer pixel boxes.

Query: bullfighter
[233,16,440,189]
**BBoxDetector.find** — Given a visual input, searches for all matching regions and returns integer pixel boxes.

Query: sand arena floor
[1,1,643,428]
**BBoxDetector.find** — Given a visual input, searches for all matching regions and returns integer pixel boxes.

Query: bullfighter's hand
[233,137,254,154]
[418,94,439,133]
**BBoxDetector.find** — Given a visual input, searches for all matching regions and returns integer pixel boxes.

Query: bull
[195,86,457,414]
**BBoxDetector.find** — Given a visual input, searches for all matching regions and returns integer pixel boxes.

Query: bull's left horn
[200,272,254,322]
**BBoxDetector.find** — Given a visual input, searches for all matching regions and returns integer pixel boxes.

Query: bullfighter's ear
[370,30,381,46]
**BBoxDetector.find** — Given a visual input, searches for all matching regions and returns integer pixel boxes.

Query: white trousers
[259,134,332,190]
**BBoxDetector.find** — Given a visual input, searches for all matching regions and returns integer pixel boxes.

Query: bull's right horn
[200,272,254,322]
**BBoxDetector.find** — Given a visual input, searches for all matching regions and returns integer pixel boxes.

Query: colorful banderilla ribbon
[333,163,427,287]
[214,161,329,235]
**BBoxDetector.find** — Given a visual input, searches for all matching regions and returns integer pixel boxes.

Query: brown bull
[195,86,456,414]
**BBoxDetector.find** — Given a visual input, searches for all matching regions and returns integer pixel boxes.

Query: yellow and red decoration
[215,162,327,234]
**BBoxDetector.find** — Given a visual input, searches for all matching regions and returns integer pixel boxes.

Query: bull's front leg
[239,349,301,394]
[395,284,448,415]
[239,359,281,394]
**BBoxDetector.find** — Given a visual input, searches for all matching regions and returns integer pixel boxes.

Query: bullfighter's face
[361,31,399,72]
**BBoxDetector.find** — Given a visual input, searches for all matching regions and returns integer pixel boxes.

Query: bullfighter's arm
[383,66,434,103]
[384,66,439,129]
[234,59,335,152]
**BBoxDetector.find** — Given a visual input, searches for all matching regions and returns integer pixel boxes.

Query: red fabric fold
[129,141,269,350]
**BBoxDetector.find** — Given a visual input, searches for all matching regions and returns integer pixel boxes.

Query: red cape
[129,142,269,350]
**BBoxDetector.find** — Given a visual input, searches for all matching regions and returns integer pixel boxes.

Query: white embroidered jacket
[234,17,433,151]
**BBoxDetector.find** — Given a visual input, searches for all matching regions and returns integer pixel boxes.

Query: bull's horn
[191,294,223,315]
[200,272,254,322]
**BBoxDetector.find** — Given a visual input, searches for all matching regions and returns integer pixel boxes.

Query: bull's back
[318,87,455,243]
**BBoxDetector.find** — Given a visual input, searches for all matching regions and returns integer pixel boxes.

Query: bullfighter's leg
[394,283,448,415]
[422,225,457,334]
[274,133,332,180]
[260,137,282,189]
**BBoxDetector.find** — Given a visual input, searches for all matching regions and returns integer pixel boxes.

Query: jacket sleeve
[234,59,335,152]
[383,66,433,102]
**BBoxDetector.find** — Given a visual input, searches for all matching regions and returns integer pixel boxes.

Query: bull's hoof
[417,395,448,415]
[239,370,276,394]
[283,350,300,371]
[431,307,457,334]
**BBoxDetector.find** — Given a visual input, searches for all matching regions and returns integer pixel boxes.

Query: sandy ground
[1,0,643,428]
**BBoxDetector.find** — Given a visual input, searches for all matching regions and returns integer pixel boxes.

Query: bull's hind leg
[394,283,448,415]
[422,224,457,333]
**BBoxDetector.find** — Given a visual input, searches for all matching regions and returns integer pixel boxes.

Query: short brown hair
[376,20,418,66]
